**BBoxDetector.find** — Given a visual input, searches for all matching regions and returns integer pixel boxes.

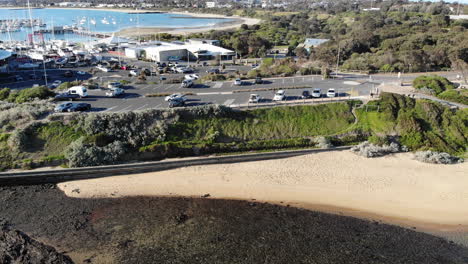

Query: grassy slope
[1,93,466,170]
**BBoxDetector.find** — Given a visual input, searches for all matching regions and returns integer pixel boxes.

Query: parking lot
[7,56,459,112]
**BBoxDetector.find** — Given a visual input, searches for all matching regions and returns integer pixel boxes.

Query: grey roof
[303,38,329,47]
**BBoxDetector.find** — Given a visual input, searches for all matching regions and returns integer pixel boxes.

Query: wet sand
[58,150,468,237]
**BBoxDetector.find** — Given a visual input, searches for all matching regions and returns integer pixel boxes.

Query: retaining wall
[0,147,350,186]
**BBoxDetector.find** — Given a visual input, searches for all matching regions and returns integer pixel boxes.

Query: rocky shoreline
[1,184,468,263]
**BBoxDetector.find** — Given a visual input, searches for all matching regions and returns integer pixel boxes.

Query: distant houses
[297,38,329,53]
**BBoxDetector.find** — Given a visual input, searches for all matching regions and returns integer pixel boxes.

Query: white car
[273,90,286,101]
[184,74,199,80]
[326,89,337,98]
[164,93,187,102]
[248,94,262,103]
[49,80,62,89]
[106,87,125,97]
[234,78,242,86]
[312,88,321,98]
[77,71,86,75]
[181,79,194,88]
[129,70,138,76]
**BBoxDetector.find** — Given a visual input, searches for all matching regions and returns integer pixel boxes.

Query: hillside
[0,93,466,170]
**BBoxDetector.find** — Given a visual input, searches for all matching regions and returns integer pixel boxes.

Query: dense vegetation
[0,92,466,170]
[162,1,468,75]
[412,75,468,105]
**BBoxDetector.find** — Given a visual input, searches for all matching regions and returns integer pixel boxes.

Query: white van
[68,86,88,98]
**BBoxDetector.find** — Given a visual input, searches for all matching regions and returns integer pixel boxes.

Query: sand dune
[58,150,468,231]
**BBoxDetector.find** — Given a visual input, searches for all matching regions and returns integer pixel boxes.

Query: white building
[123,41,234,62]
[206,1,217,8]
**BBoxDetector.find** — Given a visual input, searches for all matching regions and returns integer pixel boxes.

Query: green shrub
[412,75,454,95]
[437,89,468,105]
[8,86,55,103]
[0,88,10,100]
[57,81,81,91]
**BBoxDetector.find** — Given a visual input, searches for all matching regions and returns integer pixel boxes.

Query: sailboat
[101,17,109,24]
[90,18,96,25]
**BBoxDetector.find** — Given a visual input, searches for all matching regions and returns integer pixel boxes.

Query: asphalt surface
[1,57,464,112]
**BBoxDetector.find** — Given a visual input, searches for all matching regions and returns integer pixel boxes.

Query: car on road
[301,90,312,99]
[326,89,337,98]
[77,71,86,75]
[67,103,91,112]
[206,68,220,74]
[312,88,321,98]
[249,94,262,103]
[165,93,187,102]
[254,77,263,84]
[49,80,62,89]
[54,102,74,112]
[107,82,123,89]
[63,71,73,78]
[106,87,125,97]
[181,79,194,88]
[168,97,185,108]
[53,92,81,101]
[14,75,23,81]
[273,90,286,101]
[234,78,242,86]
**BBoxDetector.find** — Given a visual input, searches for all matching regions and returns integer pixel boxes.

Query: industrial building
[123,40,235,62]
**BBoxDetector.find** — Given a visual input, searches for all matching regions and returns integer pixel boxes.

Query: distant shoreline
[0,7,260,37]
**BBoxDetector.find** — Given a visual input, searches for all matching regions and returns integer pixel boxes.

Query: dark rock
[0,226,74,264]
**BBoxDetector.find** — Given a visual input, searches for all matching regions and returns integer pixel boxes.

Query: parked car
[206,68,220,74]
[67,86,88,97]
[14,75,23,81]
[54,102,74,112]
[249,94,262,103]
[67,103,91,112]
[234,78,242,86]
[301,90,312,99]
[185,74,199,80]
[312,88,321,98]
[106,87,125,97]
[181,79,194,88]
[327,88,337,98]
[165,93,187,102]
[107,82,122,89]
[54,92,80,101]
[77,71,86,75]
[254,77,263,84]
[273,90,286,101]
[168,97,185,108]
[129,70,138,76]
[49,80,62,89]
[159,76,167,81]
[63,70,73,78]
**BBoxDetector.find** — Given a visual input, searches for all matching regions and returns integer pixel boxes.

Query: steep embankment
[0,93,466,170]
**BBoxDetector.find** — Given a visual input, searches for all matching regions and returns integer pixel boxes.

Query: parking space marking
[133,104,148,111]
[213,82,223,89]
[115,105,132,112]
[102,106,117,112]
[223,99,235,106]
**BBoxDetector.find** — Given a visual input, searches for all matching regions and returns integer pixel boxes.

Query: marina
[0,8,232,42]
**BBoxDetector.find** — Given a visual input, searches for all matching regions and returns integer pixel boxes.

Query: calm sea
[0,8,231,42]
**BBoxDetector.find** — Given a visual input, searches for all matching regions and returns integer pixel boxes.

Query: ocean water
[0,8,231,42]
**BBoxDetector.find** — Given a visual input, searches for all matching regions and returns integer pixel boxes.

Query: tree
[295,47,308,59]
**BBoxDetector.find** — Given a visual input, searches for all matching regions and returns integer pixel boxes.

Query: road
[1,60,464,112]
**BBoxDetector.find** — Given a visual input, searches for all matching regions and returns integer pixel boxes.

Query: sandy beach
[59,150,468,232]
